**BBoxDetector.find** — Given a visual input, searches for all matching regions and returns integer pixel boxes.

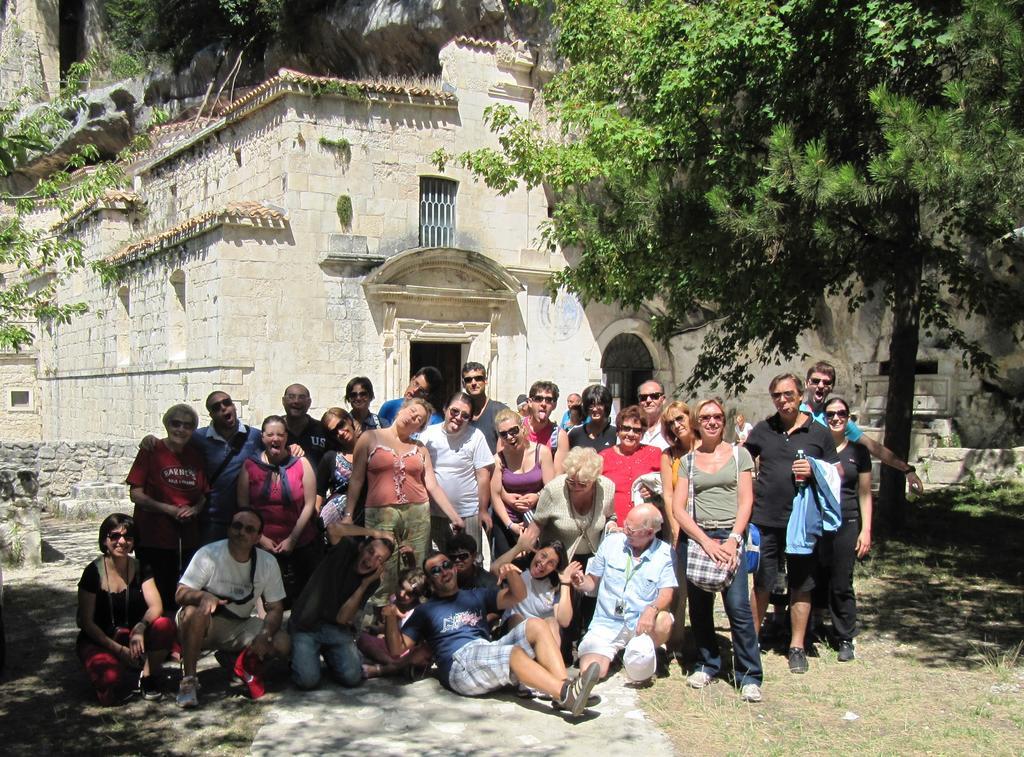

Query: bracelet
[560,581,571,586]
[905,465,916,474]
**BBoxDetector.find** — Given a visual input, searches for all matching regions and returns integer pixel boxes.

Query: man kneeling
[575,504,676,682]
[175,508,290,707]
[289,535,393,689]
[385,552,600,717]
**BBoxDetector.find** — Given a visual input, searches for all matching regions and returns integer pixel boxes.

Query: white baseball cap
[623,633,656,682]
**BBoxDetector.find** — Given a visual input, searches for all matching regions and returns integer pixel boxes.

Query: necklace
[102,555,131,628]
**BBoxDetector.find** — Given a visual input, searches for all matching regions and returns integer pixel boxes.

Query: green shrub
[336,195,353,229]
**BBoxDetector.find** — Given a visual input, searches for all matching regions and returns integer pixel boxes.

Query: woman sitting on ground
[672,398,763,703]
[490,533,581,642]
[491,408,554,557]
[238,415,321,604]
[357,567,433,678]
[76,514,176,704]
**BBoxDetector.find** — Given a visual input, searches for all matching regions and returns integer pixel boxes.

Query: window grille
[419,177,457,247]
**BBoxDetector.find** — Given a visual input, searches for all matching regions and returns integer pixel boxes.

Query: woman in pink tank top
[346,397,464,602]
[237,415,321,604]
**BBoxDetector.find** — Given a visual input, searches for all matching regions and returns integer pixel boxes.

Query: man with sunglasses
[191,392,263,544]
[744,373,839,675]
[461,361,508,454]
[175,508,290,707]
[420,392,494,550]
[385,552,601,716]
[802,362,924,494]
[636,380,670,451]
[447,532,498,591]
[523,380,561,450]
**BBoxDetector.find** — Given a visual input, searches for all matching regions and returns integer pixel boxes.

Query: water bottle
[794,449,808,490]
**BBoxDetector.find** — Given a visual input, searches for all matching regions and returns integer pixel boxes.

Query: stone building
[12,37,680,443]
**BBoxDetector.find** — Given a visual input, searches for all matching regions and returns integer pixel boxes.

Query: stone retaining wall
[918,447,1024,487]
[0,441,136,500]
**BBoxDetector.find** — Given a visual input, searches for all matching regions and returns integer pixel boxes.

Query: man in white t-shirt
[420,392,494,554]
[174,508,290,707]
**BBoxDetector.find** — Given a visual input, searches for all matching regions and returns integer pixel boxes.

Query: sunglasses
[638,392,664,402]
[808,377,833,387]
[448,408,472,421]
[348,390,370,399]
[668,415,689,426]
[462,374,486,385]
[498,426,521,439]
[531,395,556,404]
[429,560,454,575]
[449,552,472,563]
[771,391,798,401]
[618,425,643,435]
[825,410,849,420]
[229,521,260,535]
[168,419,196,430]
[698,413,724,424]
[208,398,233,411]
[107,531,134,542]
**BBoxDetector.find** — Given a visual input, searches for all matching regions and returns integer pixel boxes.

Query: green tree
[438,0,1024,524]
[0,64,155,351]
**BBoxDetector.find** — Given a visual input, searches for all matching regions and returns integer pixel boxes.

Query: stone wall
[0,440,136,501]
[918,447,1024,487]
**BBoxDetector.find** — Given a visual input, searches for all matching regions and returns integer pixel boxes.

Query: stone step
[56,498,132,521]
[70,482,129,500]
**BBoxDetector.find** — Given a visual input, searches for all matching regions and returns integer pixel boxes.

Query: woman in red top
[237,415,321,605]
[127,403,208,613]
[598,405,663,526]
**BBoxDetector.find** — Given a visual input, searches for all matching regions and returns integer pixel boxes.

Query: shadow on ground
[855,482,1024,668]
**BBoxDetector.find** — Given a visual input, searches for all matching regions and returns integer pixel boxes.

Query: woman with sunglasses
[345,377,388,430]
[490,408,554,557]
[127,403,208,614]
[672,398,763,703]
[658,400,695,654]
[238,415,321,605]
[598,405,663,527]
[420,392,495,552]
[347,397,465,603]
[77,514,176,703]
[316,408,364,545]
[819,396,873,662]
[554,384,617,474]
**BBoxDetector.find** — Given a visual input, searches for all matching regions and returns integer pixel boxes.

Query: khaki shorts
[176,607,263,652]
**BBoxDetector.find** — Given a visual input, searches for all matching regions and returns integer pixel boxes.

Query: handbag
[683,452,740,593]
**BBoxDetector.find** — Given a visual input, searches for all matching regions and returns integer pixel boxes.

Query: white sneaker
[740,683,763,703]
[687,670,713,689]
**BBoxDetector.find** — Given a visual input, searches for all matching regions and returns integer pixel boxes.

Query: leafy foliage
[0,63,163,351]
[443,0,1024,395]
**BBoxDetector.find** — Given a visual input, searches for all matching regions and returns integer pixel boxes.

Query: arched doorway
[602,334,654,414]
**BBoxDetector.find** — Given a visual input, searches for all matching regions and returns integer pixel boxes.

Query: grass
[641,482,1024,755]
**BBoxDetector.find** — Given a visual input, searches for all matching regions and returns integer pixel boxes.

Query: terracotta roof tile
[105,202,287,266]
[58,190,142,229]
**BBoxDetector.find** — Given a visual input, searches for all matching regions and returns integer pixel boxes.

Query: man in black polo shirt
[462,361,508,454]
[282,383,328,467]
[744,372,839,674]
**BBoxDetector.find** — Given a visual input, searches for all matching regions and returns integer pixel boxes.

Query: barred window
[419,177,457,247]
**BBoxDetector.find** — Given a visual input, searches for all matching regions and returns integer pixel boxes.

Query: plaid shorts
[448,622,534,697]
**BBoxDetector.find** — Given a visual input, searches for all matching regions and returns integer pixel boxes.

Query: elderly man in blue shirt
[573,503,677,681]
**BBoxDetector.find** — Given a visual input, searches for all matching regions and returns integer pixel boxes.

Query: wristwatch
[905,465,916,474]
[727,532,744,546]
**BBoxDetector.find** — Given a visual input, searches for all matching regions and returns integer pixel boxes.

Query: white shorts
[578,613,674,662]
[448,622,534,697]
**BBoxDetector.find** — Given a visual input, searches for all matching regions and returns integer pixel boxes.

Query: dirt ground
[1,484,1022,755]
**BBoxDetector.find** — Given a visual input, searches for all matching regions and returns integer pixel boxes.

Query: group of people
[75,360,921,712]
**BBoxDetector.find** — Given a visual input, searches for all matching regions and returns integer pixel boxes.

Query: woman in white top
[490,533,581,642]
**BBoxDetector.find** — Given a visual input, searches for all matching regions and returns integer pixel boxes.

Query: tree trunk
[879,238,924,535]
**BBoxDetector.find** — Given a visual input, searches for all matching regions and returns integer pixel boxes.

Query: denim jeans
[289,622,362,689]
[679,529,763,686]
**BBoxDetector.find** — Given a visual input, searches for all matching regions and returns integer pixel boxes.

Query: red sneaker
[233,648,266,699]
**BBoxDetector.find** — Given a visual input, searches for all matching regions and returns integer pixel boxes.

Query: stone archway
[362,247,523,399]
[602,333,654,412]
